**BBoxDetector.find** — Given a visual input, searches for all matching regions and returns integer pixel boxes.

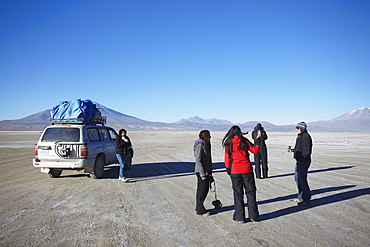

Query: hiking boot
[233,218,245,223]
[297,201,311,206]
[197,211,210,216]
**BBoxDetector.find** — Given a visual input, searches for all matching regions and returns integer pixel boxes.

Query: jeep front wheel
[90,156,105,179]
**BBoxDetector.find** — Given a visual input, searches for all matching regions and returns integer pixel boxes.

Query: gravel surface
[0,131,369,247]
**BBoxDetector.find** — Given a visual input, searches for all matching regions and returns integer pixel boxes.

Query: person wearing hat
[252,123,269,179]
[288,122,313,206]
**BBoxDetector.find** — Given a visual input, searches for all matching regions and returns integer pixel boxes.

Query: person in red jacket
[222,125,261,223]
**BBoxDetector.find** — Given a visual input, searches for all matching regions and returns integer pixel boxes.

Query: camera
[212,199,222,210]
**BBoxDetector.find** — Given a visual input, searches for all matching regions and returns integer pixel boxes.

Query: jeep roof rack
[50,116,106,126]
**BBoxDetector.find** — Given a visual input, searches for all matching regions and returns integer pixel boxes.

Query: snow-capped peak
[334,107,370,120]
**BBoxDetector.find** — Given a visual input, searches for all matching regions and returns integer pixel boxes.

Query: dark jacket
[294,131,312,162]
[115,136,132,154]
[194,139,213,177]
[252,126,268,151]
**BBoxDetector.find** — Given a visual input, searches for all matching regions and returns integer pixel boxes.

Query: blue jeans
[116,153,128,178]
[294,161,311,202]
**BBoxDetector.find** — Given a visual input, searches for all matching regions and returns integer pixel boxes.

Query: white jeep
[33,120,118,179]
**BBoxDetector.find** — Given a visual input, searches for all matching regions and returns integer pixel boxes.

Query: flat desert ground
[0,131,369,247]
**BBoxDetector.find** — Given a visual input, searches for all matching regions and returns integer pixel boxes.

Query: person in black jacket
[252,123,268,179]
[288,122,313,206]
[116,129,132,182]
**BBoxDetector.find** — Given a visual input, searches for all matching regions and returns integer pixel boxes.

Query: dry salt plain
[0,131,369,247]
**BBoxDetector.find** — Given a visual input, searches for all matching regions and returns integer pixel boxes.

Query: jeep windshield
[41,128,80,142]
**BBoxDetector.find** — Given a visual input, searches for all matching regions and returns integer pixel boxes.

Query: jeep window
[87,128,100,142]
[41,128,80,142]
[108,128,118,141]
[99,128,111,141]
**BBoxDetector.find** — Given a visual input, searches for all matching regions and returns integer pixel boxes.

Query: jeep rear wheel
[90,156,105,179]
[47,169,62,178]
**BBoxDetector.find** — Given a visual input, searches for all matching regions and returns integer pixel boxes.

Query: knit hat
[296,121,307,131]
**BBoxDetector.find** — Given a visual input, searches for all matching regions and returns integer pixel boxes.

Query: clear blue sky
[1,0,369,125]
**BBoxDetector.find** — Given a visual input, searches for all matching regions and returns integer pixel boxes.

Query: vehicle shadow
[59,164,354,181]
[102,162,226,180]
[210,185,370,221]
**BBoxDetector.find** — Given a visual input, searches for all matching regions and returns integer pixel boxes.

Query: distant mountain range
[0,103,369,132]
[308,107,370,132]
[175,115,234,125]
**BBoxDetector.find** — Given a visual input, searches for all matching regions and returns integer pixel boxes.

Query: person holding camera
[116,129,132,183]
[194,130,213,215]
[222,125,261,223]
[287,122,313,206]
[252,123,269,179]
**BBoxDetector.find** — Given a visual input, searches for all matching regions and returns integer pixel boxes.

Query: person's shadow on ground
[209,184,369,221]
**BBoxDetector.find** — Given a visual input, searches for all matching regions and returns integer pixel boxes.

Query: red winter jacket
[224,135,260,174]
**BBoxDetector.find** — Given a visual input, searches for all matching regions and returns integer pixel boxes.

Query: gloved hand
[226,168,231,175]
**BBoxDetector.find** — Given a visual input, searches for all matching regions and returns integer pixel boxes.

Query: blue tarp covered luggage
[50,99,98,121]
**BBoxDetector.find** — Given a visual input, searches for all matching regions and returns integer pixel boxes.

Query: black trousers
[195,173,210,214]
[231,172,259,221]
[254,150,268,178]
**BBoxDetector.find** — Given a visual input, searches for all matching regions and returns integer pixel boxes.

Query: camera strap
[210,180,218,200]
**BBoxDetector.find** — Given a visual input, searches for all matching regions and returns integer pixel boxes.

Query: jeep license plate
[39,150,49,155]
